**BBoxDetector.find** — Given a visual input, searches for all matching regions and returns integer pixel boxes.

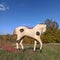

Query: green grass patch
[0,43,60,60]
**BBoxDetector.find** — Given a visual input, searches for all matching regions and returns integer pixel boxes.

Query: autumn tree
[41,19,60,43]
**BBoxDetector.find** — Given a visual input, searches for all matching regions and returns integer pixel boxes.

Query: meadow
[0,43,60,60]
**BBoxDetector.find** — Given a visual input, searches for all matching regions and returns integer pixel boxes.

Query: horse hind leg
[16,36,21,50]
[19,39,24,51]
[38,38,43,52]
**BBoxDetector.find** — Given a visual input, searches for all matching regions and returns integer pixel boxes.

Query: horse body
[13,24,46,52]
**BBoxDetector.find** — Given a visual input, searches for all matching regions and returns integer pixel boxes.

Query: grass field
[0,43,60,60]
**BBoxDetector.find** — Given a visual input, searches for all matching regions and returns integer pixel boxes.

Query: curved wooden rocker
[13,24,46,52]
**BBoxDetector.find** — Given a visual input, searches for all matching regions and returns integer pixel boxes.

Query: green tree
[41,19,60,43]
[45,19,59,30]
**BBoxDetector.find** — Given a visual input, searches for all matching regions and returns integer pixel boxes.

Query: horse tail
[13,29,17,38]
[13,29,16,35]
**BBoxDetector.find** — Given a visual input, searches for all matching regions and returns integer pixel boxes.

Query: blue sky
[0,0,60,34]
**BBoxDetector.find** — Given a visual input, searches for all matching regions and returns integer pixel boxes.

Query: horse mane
[25,26,33,29]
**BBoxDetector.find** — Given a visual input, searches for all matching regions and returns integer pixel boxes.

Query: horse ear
[45,25,47,31]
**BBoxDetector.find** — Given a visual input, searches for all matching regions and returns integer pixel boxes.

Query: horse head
[34,24,46,34]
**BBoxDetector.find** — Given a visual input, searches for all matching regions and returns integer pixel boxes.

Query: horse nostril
[36,31,40,36]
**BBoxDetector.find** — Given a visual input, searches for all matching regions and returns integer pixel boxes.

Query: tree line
[0,19,60,47]
[41,19,60,43]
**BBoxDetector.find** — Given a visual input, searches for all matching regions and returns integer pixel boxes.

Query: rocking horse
[13,24,46,52]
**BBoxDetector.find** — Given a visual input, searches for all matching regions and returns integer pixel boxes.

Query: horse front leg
[38,38,43,52]
[34,41,37,52]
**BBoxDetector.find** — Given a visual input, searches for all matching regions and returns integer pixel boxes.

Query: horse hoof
[40,49,42,52]
[33,50,37,53]
[22,49,25,52]
[16,48,20,52]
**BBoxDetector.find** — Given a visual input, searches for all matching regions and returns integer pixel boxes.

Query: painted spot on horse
[20,29,24,32]
[36,31,40,36]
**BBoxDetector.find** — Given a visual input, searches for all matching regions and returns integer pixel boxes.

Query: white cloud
[0,4,9,11]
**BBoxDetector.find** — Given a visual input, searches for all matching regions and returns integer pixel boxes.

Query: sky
[0,0,60,34]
